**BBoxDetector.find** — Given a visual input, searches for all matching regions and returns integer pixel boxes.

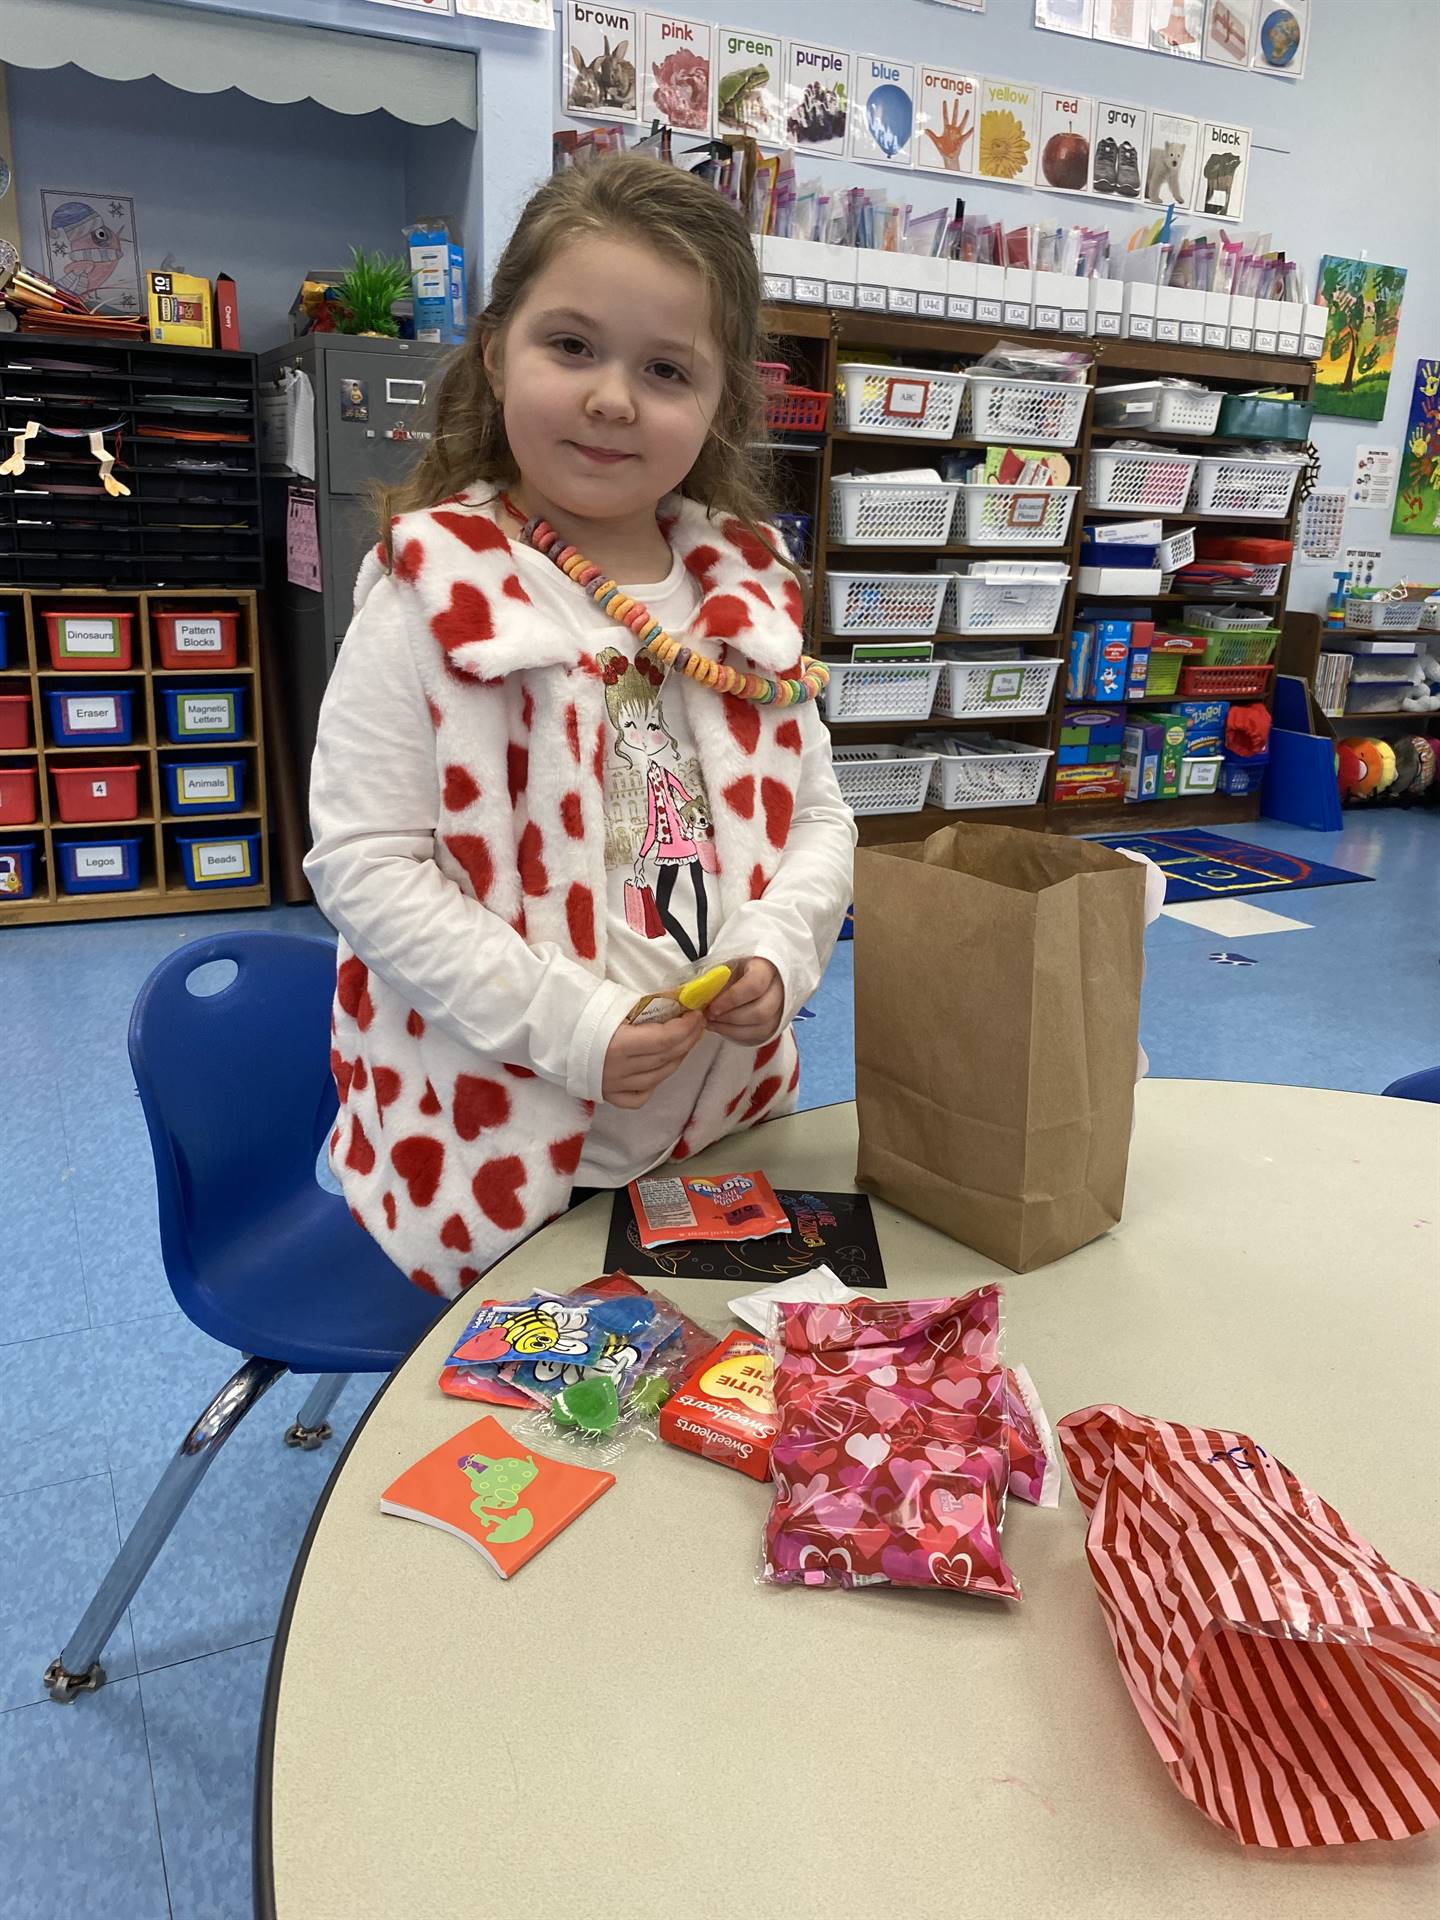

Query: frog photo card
[711,26,786,147]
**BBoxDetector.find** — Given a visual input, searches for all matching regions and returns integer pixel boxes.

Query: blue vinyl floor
[1,807,1436,1917]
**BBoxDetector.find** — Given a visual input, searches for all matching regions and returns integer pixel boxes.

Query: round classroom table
[255,1080,1440,1920]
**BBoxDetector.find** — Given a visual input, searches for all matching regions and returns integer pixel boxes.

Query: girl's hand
[602,1009,705,1109]
[704,958,784,1045]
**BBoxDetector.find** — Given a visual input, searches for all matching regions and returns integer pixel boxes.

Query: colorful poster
[1252,0,1308,78]
[1392,361,1440,540]
[1349,445,1399,514]
[1147,0,1204,57]
[1035,91,1094,195]
[1195,120,1250,219]
[977,78,1039,187]
[1034,0,1095,34]
[40,188,142,314]
[785,42,850,156]
[641,14,712,132]
[1202,0,1255,63]
[1313,256,1408,422]
[564,3,640,120]
[1090,102,1147,202]
[1144,112,1200,209]
[712,25,785,145]
[850,56,917,167]
[915,66,979,176]
[1092,0,1149,47]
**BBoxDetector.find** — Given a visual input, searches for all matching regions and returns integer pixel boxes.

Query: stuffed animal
[1400,649,1440,713]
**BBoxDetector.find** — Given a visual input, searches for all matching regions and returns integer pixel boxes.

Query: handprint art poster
[40,189,142,313]
[916,66,979,177]
[1392,360,1440,540]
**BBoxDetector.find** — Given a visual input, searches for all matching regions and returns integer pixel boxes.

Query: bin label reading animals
[564,2,640,121]
[178,766,234,805]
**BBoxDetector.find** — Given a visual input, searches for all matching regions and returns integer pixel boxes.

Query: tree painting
[1392,360,1440,539]
[1313,256,1407,422]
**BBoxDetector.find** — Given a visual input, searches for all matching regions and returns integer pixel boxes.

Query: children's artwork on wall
[1092,0,1150,48]
[641,13,712,131]
[1144,112,1198,208]
[1035,91,1094,194]
[40,189,142,313]
[977,78,1039,187]
[785,42,850,156]
[1090,101,1147,202]
[565,3,640,121]
[915,66,979,176]
[1148,0,1204,58]
[850,56,916,167]
[711,25,785,145]
[1392,361,1440,540]
[1313,256,1408,422]
[1202,0,1254,63]
[1251,0,1307,78]
[1195,120,1249,220]
[1034,0,1095,35]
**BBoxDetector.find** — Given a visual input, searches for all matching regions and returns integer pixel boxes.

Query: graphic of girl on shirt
[599,645,712,962]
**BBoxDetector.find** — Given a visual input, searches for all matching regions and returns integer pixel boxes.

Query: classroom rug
[1089,829,1373,905]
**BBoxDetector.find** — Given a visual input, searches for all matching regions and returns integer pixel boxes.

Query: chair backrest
[1381,1066,1440,1105]
[128,931,339,1301]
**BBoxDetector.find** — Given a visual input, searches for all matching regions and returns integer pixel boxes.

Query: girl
[306,155,856,1300]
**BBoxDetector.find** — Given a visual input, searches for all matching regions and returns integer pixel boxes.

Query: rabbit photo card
[565,2,641,121]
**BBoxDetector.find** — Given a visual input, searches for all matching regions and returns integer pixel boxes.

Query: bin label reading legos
[658,1330,778,1479]
[629,1170,789,1249]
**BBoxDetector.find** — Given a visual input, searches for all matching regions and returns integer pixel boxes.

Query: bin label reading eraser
[196,842,249,879]
[180,696,232,733]
[76,847,123,878]
[174,620,223,653]
[70,698,118,730]
[179,766,233,804]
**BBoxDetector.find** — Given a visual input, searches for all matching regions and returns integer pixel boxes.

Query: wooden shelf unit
[761,305,1315,840]
[0,587,271,925]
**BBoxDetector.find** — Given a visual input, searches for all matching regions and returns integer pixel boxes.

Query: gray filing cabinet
[258,334,449,837]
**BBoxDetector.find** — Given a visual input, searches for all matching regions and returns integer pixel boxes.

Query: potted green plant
[334,248,413,338]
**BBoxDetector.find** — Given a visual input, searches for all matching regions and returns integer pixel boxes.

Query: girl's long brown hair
[379,154,785,568]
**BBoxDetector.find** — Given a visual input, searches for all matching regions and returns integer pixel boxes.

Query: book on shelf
[1315,652,1352,718]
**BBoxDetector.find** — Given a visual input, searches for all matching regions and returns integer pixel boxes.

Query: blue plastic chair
[45,931,438,1702]
[1382,1067,1440,1104]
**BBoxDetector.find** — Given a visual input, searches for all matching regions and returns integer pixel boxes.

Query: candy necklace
[501,494,828,707]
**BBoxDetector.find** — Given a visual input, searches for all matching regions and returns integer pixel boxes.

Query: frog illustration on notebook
[458,1450,537,1544]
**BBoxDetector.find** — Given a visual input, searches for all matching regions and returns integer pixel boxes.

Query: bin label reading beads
[195,841,251,881]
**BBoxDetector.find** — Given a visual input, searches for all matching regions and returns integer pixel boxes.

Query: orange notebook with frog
[379,1415,614,1579]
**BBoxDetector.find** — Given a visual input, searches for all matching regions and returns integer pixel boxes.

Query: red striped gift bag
[1059,1403,1440,1848]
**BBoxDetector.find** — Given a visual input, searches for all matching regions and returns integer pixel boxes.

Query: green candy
[629,1374,672,1417]
[552,1375,621,1433]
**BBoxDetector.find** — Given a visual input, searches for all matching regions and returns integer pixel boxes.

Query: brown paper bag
[854,823,1146,1273]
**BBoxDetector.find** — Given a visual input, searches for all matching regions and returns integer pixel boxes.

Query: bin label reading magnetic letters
[180,697,233,733]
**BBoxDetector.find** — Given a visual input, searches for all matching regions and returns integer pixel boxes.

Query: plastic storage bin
[927,738,1053,810]
[829,477,960,547]
[1219,752,1270,795]
[0,765,38,824]
[0,838,36,899]
[1343,596,1423,633]
[963,374,1088,448]
[44,610,135,671]
[1143,646,1199,698]
[1178,663,1274,698]
[1214,395,1313,441]
[1086,448,1200,512]
[161,757,247,815]
[153,609,240,668]
[937,566,1068,635]
[831,744,938,815]
[951,485,1078,546]
[755,362,790,389]
[1182,605,1276,633]
[46,687,136,746]
[1191,456,1303,518]
[0,694,31,749]
[56,835,141,894]
[175,832,261,889]
[825,573,947,636]
[822,660,944,724]
[1156,528,1196,573]
[52,763,140,823]
[162,685,245,743]
[1093,382,1223,436]
[764,388,831,435]
[833,363,967,440]
[1187,629,1279,666]
[934,653,1061,721]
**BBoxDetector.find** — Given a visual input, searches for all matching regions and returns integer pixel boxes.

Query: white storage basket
[951,485,1078,546]
[822,660,945,724]
[1093,382,1223,436]
[1191,456,1303,518]
[927,739,1053,810]
[833,362,967,440]
[964,374,1088,448]
[1184,605,1275,631]
[831,744,938,816]
[829,477,960,548]
[938,568,1069,635]
[1086,447,1200,512]
[1156,528,1196,572]
[934,654,1061,721]
[1419,601,1440,633]
[1343,596,1424,633]
[825,572,947,636]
